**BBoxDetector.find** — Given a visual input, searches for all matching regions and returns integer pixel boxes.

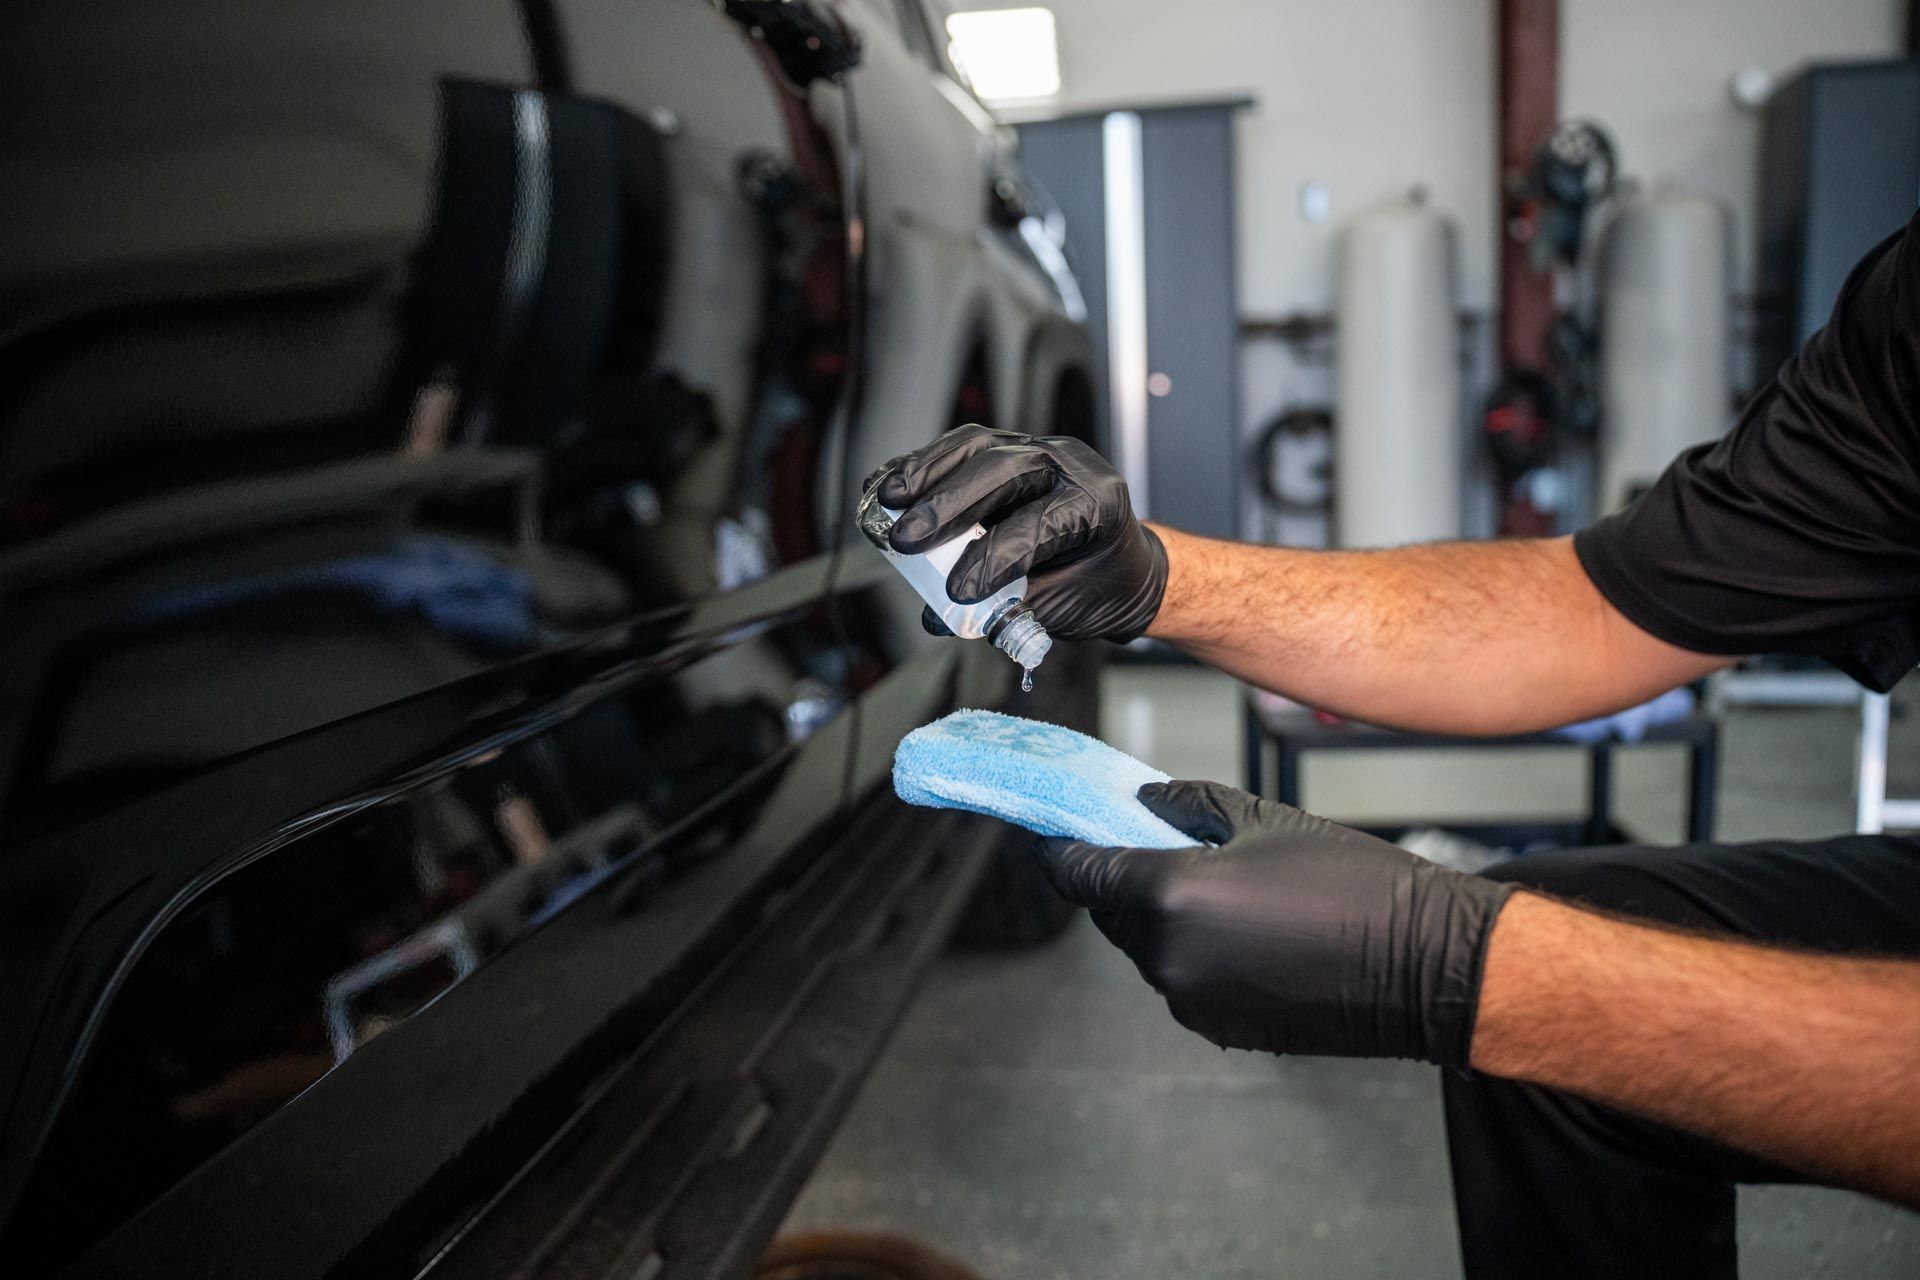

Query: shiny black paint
[14,593,857,1264]
[0,1,1073,1274]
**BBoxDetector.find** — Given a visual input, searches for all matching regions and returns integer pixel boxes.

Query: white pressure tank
[1597,185,1730,512]
[1334,195,1461,548]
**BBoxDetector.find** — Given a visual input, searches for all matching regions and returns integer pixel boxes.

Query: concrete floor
[784,666,1920,1278]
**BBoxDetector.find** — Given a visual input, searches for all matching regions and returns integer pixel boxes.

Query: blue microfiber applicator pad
[892,710,1192,849]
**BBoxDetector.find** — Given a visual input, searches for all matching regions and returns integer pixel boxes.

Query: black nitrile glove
[1035,779,1518,1066]
[863,424,1168,642]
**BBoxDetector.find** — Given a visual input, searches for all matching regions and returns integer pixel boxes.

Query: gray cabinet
[1018,101,1245,539]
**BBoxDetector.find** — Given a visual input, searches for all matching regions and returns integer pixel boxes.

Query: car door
[0,1,871,1273]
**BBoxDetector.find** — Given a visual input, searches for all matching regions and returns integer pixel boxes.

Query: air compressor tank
[1597,185,1730,512]
[1334,195,1461,548]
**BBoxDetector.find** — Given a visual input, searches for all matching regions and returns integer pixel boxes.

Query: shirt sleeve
[1573,212,1920,692]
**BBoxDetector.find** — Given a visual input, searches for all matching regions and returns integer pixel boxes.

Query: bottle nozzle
[987,604,1051,687]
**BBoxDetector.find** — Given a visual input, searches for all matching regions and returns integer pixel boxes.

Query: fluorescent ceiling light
[946,7,1061,103]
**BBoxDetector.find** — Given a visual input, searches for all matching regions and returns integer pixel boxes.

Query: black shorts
[1443,833,1920,1280]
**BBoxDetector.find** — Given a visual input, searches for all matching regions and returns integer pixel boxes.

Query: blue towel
[893,710,1192,848]
[1549,686,1696,744]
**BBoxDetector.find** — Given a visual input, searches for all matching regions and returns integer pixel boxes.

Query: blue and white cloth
[893,709,1191,849]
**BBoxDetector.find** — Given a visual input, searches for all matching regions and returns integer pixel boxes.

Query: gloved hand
[864,424,1168,642]
[1035,779,1518,1066]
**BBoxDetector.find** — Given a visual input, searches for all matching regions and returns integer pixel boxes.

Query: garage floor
[783,665,1920,1278]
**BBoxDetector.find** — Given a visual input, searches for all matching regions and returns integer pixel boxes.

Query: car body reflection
[0,1,858,1266]
[0,0,1093,1273]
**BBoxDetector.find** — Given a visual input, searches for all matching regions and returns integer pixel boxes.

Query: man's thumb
[1137,779,1264,844]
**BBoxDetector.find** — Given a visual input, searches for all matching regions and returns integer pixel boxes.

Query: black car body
[0,2,1097,1275]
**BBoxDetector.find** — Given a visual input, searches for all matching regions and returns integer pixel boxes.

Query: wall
[947,0,1903,535]
[1563,0,1902,301]
[957,0,1903,309]
[956,0,1498,315]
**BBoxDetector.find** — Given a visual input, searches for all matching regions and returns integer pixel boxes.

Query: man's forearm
[1143,525,1732,734]
[1472,893,1920,1207]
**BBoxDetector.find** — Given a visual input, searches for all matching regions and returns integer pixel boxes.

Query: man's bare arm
[1144,525,1735,735]
[1472,893,1920,1206]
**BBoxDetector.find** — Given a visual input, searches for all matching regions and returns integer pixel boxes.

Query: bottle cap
[989,605,1052,672]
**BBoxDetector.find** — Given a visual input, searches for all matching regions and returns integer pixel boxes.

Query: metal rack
[1244,701,1721,848]
[1710,669,1918,835]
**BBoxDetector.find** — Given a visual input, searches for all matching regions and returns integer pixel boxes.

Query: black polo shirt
[1574,210,1920,693]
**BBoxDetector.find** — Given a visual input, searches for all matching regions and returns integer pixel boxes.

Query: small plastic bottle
[858,485,1052,690]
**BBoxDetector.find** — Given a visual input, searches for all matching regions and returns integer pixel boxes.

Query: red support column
[1497,0,1558,375]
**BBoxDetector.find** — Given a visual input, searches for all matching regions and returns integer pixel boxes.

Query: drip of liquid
[1020,667,1035,693]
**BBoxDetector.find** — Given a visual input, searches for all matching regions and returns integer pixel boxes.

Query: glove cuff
[1416,871,1520,1068]
[1105,524,1170,644]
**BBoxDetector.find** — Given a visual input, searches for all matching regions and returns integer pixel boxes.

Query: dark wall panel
[1141,106,1239,539]
[1756,61,1920,378]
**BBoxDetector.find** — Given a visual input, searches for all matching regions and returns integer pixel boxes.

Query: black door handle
[721,0,862,85]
